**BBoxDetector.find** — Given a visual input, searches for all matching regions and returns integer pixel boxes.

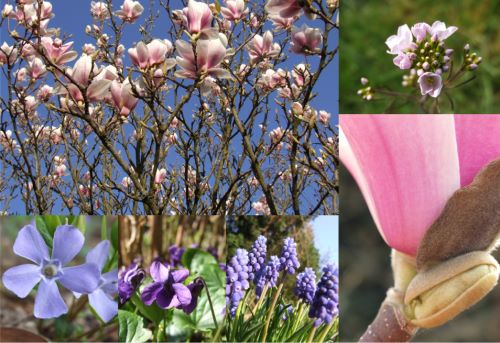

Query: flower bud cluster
[226,248,250,317]
[294,267,317,304]
[255,255,280,296]
[248,235,267,281]
[308,264,339,327]
[279,237,300,274]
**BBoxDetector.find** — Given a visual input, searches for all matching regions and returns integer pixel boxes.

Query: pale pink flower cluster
[3,1,53,31]
[90,1,110,20]
[252,196,271,215]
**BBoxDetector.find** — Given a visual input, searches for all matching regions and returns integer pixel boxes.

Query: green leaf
[35,217,53,248]
[165,311,194,341]
[43,216,62,236]
[70,216,86,234]
[188,264,225,331]
[111,220,119,251]
[130,292,165,324]
[118,310,152,343]
[182,249,217,274]
[101,216,107,241]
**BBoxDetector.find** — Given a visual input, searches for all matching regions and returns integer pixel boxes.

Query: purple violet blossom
[168,245,185,266]
[418,72,443,97]
[2,224,100,319]
[118,260,145,304]
[141,259,200,314]
[294,267,317,304]
[81,240,118,322]
[279,237,300,275]
[308,264,339,327]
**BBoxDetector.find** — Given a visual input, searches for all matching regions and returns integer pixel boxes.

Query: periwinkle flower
[248,235,267,281]
[255,255,280,297]
[308,264,339,327]
[294,267,316,304]
[225,249,250,317]
[2,224,100,319]
[279,237,300,274]
[418,72,443,98]
[80,240,118,322]
[141,259,198,313]
[118,260,145,304]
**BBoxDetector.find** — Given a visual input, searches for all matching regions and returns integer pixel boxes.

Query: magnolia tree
[0,0,339,215]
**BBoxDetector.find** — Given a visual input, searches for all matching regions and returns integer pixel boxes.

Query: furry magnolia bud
[404,251,499,328]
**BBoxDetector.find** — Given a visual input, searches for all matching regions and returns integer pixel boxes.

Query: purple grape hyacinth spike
[308,264,339,327]
[294,267,317,304]
[255,255,280,297]
[279,237,300,275]
[2,224,100,319]
[226,248,250,317]
[248,235,267,282]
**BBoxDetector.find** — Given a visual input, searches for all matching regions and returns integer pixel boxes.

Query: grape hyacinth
[255,255,280,297]
[226,249,250,317]
[279,237,300,274]
[248,235,267,281]
[294,267,317,304]
[308,264,339,327]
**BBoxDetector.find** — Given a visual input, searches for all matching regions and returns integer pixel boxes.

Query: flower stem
[254,283,269,313]
[318,318,336,343]
[307,325,317,343]
[198,277,218,331]
[261,281,284,343]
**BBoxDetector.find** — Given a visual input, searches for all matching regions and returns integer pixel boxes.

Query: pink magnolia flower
[269,127,285,144]
[290,25,323,55]
[265,0,302,19]
[175,34,231,79]
[247,31,281,65]
[154,168,167,184]
[0,42,18,65]
[184,0,213,35]
[121,176,132,188]
[340,114,500,256]
[269,14,295,30]
[116,0,144,23]
[41,37,77,65]
[257,69,286,91]
[37,85,54,102]
[110,80,139,116]
[418,72,443,98]
[128,39,173,69]
[221,0,249,21]
[2,4,13,17]
[64,55,113,102]
[318,110,330,125]
[90,1,110,20]
[385,24,416,55]
[27,57,46,79]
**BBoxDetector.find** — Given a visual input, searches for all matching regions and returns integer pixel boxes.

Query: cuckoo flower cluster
[226,235,339,328]
[118,253,203,314]
[358,21,482,102]
[1,224,118,322]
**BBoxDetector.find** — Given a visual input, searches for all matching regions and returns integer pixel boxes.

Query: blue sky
[1,0,338,214]
[312,215,338,266]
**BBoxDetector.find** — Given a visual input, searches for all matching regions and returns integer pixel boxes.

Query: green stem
[254,284,269,313]
[292,301,305,333]
[307,325,318,343]
[198,277,219,331]
[318,318,336,343]
[261,281,284,343]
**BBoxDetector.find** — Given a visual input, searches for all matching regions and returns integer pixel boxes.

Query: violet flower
[2,224,100,319]
[141,259,193,311]
[226,248,250,317]
[82,240,118,322]
[169,245,185,266]
[118,260,145,304]
[248,235,267,282]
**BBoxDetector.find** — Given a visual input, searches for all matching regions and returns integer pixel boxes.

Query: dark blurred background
[340,167,500,341]
[340,0,500,113]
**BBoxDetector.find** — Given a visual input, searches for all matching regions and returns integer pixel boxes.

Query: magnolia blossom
[41,37,77,65]
[184,0,213,35]
[269,14,295,30]
[293,63,311,87]
[0,42,18,65]
[269,127,285,144]
[121,176,132,188]
[110,80,139,116]
[175,34,231,79]
[115,0,144,23]
[37,85,54,102]
[318,110,331,125]
[290,25,323,54]
[247,31,281,65]
[265,0,302,19]
[340,115,500,256]
[257,69,286,91]
[418,72,443,98]
[27,58,46,79]
[2,4,13,17]
[221,0,249,21]
[155,168,167,184]
[90,1,110,20]
[128,39,173,69]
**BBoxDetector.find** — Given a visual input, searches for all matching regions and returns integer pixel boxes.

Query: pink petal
[455,115,500,186]
[340,115,461,256]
